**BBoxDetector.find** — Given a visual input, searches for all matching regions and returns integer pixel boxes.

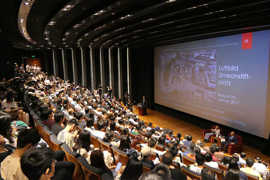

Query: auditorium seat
[203,164,224,180]
[181,167,201,180]
[182,154,196,165]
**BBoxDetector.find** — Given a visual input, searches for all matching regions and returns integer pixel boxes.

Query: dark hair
[119,136,131,151]
[177,133,181,139]
[195,153,205,165]
[67,119,78,126]
[90,150,112,177]
[86,118,94,128]
[152,164,171,180]
[221,156,231,166]
[228,159,239,170]
[161,152,173,166]
[204,153,212,162]
[121,159,143,180]
[246,158,254,167]
[240,152,246,158]
[224,170,240,180]
[210,145,217,154]
[54,112,64,123]
[20,148,54,180]
[17,129,41,148]
[201,167,216,180]
[187,135,192,141]
[78,130,91,151]
[109,122,116,131]
[149,138,157,148]
[40,108,52,122]
[0,115,12,138]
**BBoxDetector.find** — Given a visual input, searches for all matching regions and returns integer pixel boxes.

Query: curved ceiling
[2,0,270,50]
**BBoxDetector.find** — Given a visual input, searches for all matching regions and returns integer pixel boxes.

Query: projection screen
[154,30,270,138]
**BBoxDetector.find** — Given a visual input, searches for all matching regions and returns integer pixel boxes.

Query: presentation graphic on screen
[154,30,270,138]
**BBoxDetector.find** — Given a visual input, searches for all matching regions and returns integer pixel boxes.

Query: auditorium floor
[133,106,270,163]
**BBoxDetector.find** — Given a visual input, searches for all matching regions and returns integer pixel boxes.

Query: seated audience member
[20,147,55,180]
[0,115,13,163]
[201,167,216,180]
[40,108,54,129]
[57,119,78,150]
[120,158,143,180]
[238,152,247,167]
[204,152,219,169]
[213,146,224,162]
[52,150,75,180]
[251,157,268,179]
[1,91,17,112]
[76,130,92,159]
[140,146,155,169]
[225,158,247,180]
[182,135,192,148]
[159,151,187,180]
[189,153,205,175]
[221,156,232,167]
[241,158,262,180]
[51,112,64,135]
[209,145,218,162]
[204,125,221,142]
[1,128,41,180]
[90,150,113,178]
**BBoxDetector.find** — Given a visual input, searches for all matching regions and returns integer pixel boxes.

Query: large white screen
[154,30,270,138]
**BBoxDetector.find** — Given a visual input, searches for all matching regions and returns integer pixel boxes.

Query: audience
[0,64,268,180]
[20,147,55,180]
[1,128,41,180]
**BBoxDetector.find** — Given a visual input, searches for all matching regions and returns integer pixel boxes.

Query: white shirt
[205,161,219,169]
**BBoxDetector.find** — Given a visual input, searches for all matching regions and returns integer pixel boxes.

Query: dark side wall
[131,47,154,106]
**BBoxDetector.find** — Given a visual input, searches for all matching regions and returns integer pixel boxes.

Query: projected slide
[154,30,270,138]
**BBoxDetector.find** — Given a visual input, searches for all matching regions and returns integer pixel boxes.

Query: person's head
[119,136,131,151]
[187,135,192,141]
[121,159,143,180]
[224,170,240,180]
[201,167,216,180]
[54,112,64,124]
[138,172,164,180]
[78,130,91,151]
[246,158,254,167]
[177,133,181,139]
[195,153,205,166]
[230,131,235,136]
[54,150,65,161]
[210,145,217,154]
[204,152,212,162]
[90,150,106,169]
[20,148,55,180]
[0,115,12,139]
[240,152,246,159]
[148,138,157,148]
[228,159,240,170]
[152,164,171,180]
[66,119,78,131]
[17,128,41,149]
[40,108,52,122]
[221,156,232,166]
[161,151,173,166]
[86,118,94,128]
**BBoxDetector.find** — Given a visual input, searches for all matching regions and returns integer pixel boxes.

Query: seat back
[181,167,201,180]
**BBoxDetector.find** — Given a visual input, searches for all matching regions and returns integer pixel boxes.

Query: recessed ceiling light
[44,31,49,35]
[84,33,89,37]
[62,4,74,11]
[73,24,81,28]
[24,1,31,6]
[48,21,56,26]
[44,37,49,40]
[167,0,176,3]
[62,38,66,41]
[65,32,70,36]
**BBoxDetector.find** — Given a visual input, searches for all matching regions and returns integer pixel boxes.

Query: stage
[133,106,270,163]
